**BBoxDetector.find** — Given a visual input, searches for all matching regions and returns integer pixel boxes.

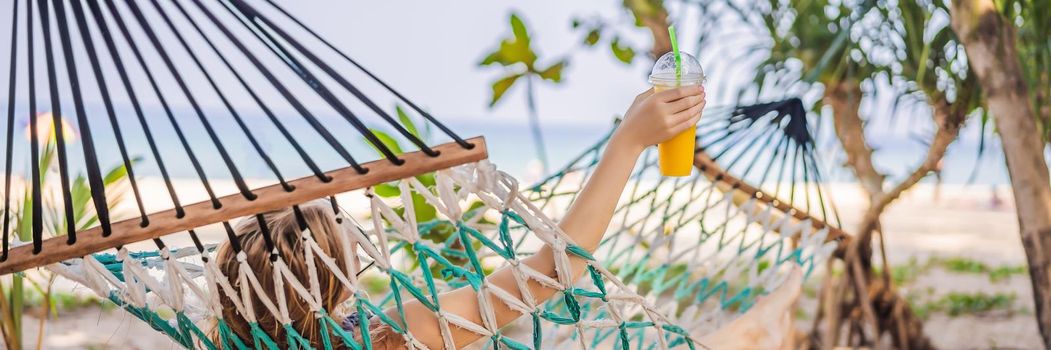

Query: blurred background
[1,0,1049,349]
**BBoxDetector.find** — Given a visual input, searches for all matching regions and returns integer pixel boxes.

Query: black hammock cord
[2,0,20,259]
[1,0,836,272]
[40,0,82,247]
[0,0,474,261]
[696,98,841,227]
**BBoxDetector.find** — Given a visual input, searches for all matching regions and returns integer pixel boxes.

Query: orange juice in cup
[649,51,705,177]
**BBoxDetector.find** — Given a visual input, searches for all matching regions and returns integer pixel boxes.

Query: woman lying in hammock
[212,85,802,350]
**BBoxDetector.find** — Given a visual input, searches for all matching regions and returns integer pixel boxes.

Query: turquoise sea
[0,102,1017,189]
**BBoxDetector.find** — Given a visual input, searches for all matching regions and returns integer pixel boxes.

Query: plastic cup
[649,51,705,177]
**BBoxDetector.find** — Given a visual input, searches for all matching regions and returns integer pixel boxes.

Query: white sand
[821,183,1041,349]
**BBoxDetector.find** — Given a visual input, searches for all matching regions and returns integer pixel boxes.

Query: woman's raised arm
[391,85,707,349]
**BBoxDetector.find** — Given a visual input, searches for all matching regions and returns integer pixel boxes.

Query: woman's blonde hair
[211,199,351,347]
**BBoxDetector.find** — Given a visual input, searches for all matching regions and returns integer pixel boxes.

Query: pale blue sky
[0,0,1011,183]
[280,0,685,127]
[278,1,1008,183]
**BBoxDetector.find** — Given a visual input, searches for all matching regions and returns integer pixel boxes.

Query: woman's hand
[611,85,706,153]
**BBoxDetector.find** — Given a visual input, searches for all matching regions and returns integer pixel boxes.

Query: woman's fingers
[669,113,702,136]
[666,93,705,114]
[654,85,703,102]
[670,99,705,128]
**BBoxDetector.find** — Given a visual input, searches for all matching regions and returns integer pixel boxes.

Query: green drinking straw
[668,25,682,83]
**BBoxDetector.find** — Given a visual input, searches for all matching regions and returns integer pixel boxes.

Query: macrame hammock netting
[0,0,845,349]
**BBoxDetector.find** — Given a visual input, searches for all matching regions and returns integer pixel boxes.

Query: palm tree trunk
[825,80,884,198]
[623,0,671,60]
[951,1,1051,347]
[524,75,550,175]
[818,78,937,350]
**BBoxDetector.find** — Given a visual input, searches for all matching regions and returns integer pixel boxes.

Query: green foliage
[756,260,771,274]
[368,104,433,159]
[1,123,133,349]
[369,113,436,224]
[872,256,928,285]
[875,0,982,117]
[610,37,636,64]
[394,192,438,223]
[912,292,1018,318]
[19,287,112,314]
[712,0,871,89]
[369,109,439,222]
[480,14,537,68]
[989,265,1029,282]
[998,0,1051,139]
[488,73,523,107]
[877,256,1028,286]
[884,256,1029,320]
[935,257,1027,282]
[584,29,601,46]
[479,12,568,173]
[673,0,984,122]
[373,183,401,197]
[395,106,421,140]
[479,13,568,107]
[538,61,565,83]
[367,109,492,282]
[571,15,638,66]
[368,129,404,156]
[940,257,989,274]
[360,274,391,295]
[623,0,666,28]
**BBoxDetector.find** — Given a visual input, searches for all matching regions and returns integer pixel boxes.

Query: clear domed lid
[649,51,705,85]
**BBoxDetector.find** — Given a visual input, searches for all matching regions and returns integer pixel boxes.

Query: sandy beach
[11,179,1042,349]
[826,183,1040,349]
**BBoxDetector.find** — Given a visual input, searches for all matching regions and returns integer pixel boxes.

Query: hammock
[0,1,840,349]
[526,99,844,333]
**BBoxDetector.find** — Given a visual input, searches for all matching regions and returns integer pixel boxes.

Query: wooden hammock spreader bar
[0,137,488,275]
[694,150,850,244]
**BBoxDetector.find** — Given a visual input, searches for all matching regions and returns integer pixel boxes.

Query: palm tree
[949,1,1051,346]
[561,0,949,346]
[0,117,133,348]
[692,0,981,347]
[999,0,1051,141]
[480,13,567,175]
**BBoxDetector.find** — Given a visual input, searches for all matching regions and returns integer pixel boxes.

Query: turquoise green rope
[249,322,279,350]
[105,294,187,346]
[319,312,362,350]
[318,314,334,350]
[283,323,314,350]
[82,157,830,350]
[217,319,249,350]
[355,301,375,350]
[178,312,218,350]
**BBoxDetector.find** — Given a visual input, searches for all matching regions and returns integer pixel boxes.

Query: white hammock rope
[527,148,840,334]
[29,160,832,349]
